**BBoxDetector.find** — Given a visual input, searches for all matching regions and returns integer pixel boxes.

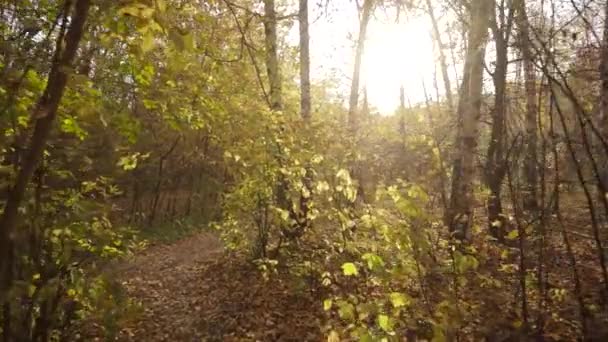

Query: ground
[91,232,323,341]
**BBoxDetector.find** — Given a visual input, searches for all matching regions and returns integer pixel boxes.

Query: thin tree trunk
[422,81,449,212]
[598,0,608,194]
[425,0,454,113]
[263,0,282,111]
[299,0,311,121]
[0,0,91,303]
[446,0,490,240]
[516,0,539,211]
[149,136,180,226]
[348,0,373,132]
[346,0,373,205]
[485,0,513,240]
[298,0,313,235]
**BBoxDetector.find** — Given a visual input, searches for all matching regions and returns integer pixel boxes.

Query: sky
[289,0,439,114]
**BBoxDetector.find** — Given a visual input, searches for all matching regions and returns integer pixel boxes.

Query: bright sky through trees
[295,2,437,114]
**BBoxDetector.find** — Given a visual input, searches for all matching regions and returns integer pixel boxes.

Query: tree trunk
[446,0,490,240]
[598,0,608,194]
[516,0,539,211]
[425,0,454,113]
[0,0,91,300]
[348,0,373,131]
[298,0,313,235]
[299,0,311,121]
[485,0,513,240]
[263,0,282,111]
[347,0,373,204]
[149,136,180,226]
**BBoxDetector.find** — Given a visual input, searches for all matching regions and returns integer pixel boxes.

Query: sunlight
[363,16,436,114]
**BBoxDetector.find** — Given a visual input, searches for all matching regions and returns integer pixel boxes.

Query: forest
[1,0,608,340]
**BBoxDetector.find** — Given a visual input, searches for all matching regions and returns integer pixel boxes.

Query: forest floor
[88,231,323,341]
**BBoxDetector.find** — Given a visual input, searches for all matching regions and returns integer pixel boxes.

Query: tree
[348,0,374,131]
[446,0,490,240]
[0,0,91,302]
[264,0,283,111]
[516,0,539,212]
[425,0,454,113]
[485,0,514,240]
[598,0,608,192]
[299,0,311,121]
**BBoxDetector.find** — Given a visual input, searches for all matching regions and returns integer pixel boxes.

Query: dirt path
[101,232,322,341]
[112,232,223,340]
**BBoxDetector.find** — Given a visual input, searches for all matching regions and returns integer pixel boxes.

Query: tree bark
[598,0,608,193]
[299,0,311,121]
[149,136,181,226]
[263,0,282,111]
[425,0,454,113]
[0,0,91,298]
[516,0,539,211]
[446,0,490,240]
[485,0,513,240]
[348,0,373,132]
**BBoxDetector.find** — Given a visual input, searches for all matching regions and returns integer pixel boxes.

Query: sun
[363,15,436,114]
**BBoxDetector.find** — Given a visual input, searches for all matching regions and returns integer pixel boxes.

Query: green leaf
[336,168,351,182]
[506,229,519,240]
[323,299,332,311]
[389,292,410,308]
[315,181,330,193]
[182,32,195,51]
[337,301,355,320]
[362,253,385,270]
[454,252,479,273]
[377,314,392,332]
[341,262,358,276]
[60,117,87,140]
[28,284,36,297]
[141,31,155,53]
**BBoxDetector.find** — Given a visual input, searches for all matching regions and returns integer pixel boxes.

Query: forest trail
[98,232,323,341]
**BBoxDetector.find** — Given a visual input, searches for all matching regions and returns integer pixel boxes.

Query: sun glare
[306,3,438,115]
[363,16,436,114]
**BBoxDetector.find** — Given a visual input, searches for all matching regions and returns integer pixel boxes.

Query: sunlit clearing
[363,16,436,114]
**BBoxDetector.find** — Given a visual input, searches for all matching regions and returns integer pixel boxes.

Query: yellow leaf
[506,229,519,240]
[327,331,340,342]
[323,299,332,311]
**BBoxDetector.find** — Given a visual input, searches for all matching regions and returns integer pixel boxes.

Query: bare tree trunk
[346,0,373,204]
[348,0,373,132]
[516,0,539,211]
[446,0,490,240]
[422,81,449,212]
[0,0,91,305]
[299,0,311,121]
[425,0,454,113]
[149,136,180,226]
[598,0,608,194]
[485,0,514,240]
[263,0,282,111]
[298,0,313,235]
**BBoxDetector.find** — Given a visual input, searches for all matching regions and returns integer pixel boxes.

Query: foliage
[1,0,608,340]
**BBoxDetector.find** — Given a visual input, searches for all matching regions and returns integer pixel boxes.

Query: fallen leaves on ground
[83,232,323,341]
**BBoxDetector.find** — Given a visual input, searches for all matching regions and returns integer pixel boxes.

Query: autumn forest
[1,0,608,340]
